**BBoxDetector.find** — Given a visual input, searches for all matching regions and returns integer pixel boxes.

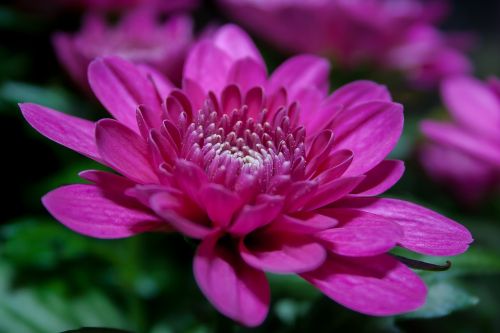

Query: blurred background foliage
[0,0,499,332]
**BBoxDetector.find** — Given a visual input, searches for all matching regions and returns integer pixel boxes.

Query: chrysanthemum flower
[53,8,193,88]
[217,0,472,88]
[420,76,500,203]
[20,25,472,326]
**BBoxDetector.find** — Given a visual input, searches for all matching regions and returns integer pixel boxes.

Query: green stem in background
[392,255,451,272]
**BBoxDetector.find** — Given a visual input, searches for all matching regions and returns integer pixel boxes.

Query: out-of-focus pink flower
[420,76,500,203]
[58,0,199,12]
[21,25,472,326]
[218,0,472,87]
[387,25,473,88]
[53,9,193,88]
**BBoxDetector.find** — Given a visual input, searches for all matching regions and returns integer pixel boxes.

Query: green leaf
[1,217,90,269]
[0,262,129,333]
[398,280,479,320]
[0,81,78,113]
[267,274,319,300]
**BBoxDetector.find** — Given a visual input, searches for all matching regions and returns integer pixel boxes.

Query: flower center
[179,95,306,192]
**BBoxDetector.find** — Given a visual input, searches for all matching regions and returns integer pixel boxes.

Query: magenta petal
[442,76,500,138]
[229,196,284,236]
[317,209,403,256]
[227,58,267,93]
[43,184,164,239]
[52,33,87,89]
[200,184,243,227]
[213,24,265,67]
[332,101,404,176]
[88,56,161,131]
[352,160,405,196]
[270,213,338,234]
[338,197,473,256]
[420,121,500,166]
[301,254,427,316]
[221,84,243,115]
[150,192,211,239]
[79,170,136,193]
[183,40,232,95]
[420,143,496,203]
[19,103,102,163]
[268,55,330,99]
[137,64,175,105]
[173,160,208,205]
[328,80,392,109]
[303,176,364,211]
[194,233,270,327]
[240,229,326,274]
[95,119,158,184]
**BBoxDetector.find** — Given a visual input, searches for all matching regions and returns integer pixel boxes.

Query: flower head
[420,76,500,203]
[21,24,472,326]
[218,0,472,87]
[53,8,193,88]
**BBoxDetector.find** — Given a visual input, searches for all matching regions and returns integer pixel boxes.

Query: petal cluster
[218,0,472,87]
[53,8,193,88]
[20,24,472,326]
[420,76,500,203]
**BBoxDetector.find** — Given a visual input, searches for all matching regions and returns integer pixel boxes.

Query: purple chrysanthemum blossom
[420,76,500,203]
[217,0,472,88]
[20,25,472,326]
[53,8,193,88]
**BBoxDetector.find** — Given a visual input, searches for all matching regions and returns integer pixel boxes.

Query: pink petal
[220,84,242,115]
[200,184,243,227]
[302,176,365,211]
[183,40,232,95]
[303,101,342,136]
[194,233,270,327]
[442,76,500,138]
[19,103,102,163]
[328,80,392,109]
[229,196,284,236]
[79,170,136,193]
[317,209,403,256]
[43,184,165,239]
[150,192,211,239]
[268,55,330,100]
[337,197,473,256]
[420,121,500,167]
[95,119,158,184]
[270,213,338,234]
[244,86,265,119]
[173,160,209,206]
[301,254,427,316]
[227,58,267,93]
[52,33,87,89]
[137,64,175,104]
[420,143,496,203]
[352,160,405,196]
[311,150,354,184]
[331,101,404,176]
[88,56,161,131]
[284,180,318,212]
[212,24,265,67]
[240,229,326,274]
[182,78,206,111]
